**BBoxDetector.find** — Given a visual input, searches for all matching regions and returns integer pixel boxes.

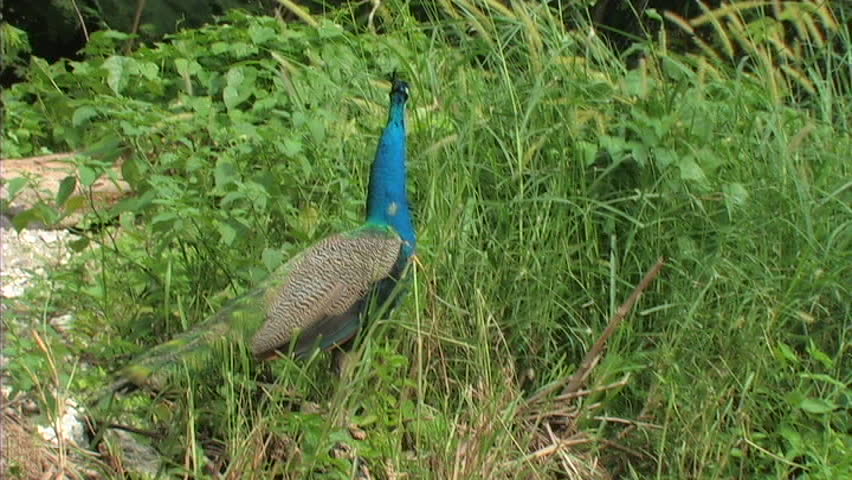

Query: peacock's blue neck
[366,89,416,258]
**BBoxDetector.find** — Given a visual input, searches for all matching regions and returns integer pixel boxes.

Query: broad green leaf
[174,58,190,76]
[102,55,131,94]
[217,221,238,246]
[307,117,325,143]
[72,106,99,127]
[723,182,749,207]
[777,342,799,364]
[214,158,239,189]
[678,156,706,182]
[79,165,99,187]
[231,42,257,58]
[656,148,677,169]
[278,137,302,157]
[11,208,39,230]
[12,204,56,230]
[798,397,837,414]
[5,177,28,199]
[807,341,834,369]
[248,25,277,44]
[56,176,77,206]
[622,68,650,98]
[65,196,87,212]
[221,190,245,206]
[317,21,344,39]
[261,248,283,272]
[135,61,160,81]
[578,140,597,167]
[223,67,245,110]
[211,42,230,55]
[779,425,803,449]
[151,211,178,233]
[68,237,91,252]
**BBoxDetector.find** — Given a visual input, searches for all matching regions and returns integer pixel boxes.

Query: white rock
[50,313,75,333]
[0,226,74,297]
[106,429,163,477]
[36,397,88,447]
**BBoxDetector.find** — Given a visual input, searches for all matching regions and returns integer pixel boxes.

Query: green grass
[2,2,849,479]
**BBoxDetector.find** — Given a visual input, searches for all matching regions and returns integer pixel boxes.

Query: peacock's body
[114,79,415,390]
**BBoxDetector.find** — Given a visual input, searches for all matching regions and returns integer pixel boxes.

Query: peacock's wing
[251,223,405,358]
[113,223,405,390]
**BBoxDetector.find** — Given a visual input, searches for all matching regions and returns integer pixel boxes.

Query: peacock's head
[390,76,409,102]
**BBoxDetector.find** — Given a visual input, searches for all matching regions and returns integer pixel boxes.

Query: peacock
[109,78,415,391]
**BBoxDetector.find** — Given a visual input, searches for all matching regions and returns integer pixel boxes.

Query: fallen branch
[526,257,666,406]
[528,374,631,418]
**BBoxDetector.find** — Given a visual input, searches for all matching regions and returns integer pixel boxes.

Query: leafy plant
[2,2,849,479]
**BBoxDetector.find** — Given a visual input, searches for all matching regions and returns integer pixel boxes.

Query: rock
[51,313,76,334]
[22,398,39,414]
[0,226,75,298]
[36,397,88,447]
[0,213,13,230]
[349,423,367,440]
[103,428,163,477]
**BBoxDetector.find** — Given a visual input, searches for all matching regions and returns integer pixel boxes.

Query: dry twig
[525,257,666,407]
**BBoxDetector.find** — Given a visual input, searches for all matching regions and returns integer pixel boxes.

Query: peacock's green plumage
[111,78,415,391]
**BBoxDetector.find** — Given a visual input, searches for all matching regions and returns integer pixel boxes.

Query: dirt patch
[1,153,132,229]
[2,412,54,479]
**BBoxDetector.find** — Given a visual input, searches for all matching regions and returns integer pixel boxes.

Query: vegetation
[2,1,849,478]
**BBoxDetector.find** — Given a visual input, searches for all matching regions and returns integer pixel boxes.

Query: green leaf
[214,158,239,189]
[79,165,99,187]
[723,182,749,207]
[5,177,29,199]
[799,373,846,388]
[317,21,344,39]
[65,196,87,212]
[807,340,835,369]
[174,58,190,76]
[278,137,302,157]
[645,8,662,21]
[134,61,160,81]
[779,425,803,449]
[11,208,39,230]
[102,56,130,94]
[777,342,799,364]
[223,67,245,110]
[221,190,245,206]
[798,397,837,414]
[151,211,178,232]
[217,221,238,246]
[68,237,91,252]
[678,156,706,182]
[248,25,277,44]
[261,248,283,272]
[656,149,677,169]
[12,204,56,230]
[622,68,650,98]
[56,176,77,207]
[72,106,99,127]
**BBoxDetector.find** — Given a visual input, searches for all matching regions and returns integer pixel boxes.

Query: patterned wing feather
[109,225,403,391]
[251,226,403,357]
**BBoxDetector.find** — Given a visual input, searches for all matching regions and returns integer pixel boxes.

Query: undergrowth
[1,1,849,478]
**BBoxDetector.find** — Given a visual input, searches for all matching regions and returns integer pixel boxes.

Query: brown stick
[562,257,666,396]
[526,257,666,406]
[125,0,148,54]
[0,152,81,164]
[69,0,90,42]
